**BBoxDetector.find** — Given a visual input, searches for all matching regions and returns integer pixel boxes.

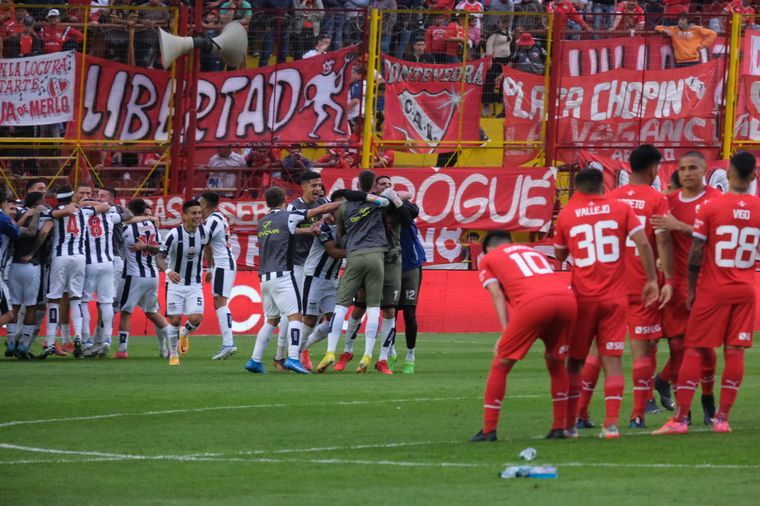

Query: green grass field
[1,333,758,505]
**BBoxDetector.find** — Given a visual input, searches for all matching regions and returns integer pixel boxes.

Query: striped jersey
[288,196,329,266]
[123,219,162,278]
[111,205,127,258]
[304,223,342,279]
[205,211,235,271]
[47,206,96,257]
[85,207,122,265]
[159,224,209,285]
[0,211,20,280]
[12,207,51,265]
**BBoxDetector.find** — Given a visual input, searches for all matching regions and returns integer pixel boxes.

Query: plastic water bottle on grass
[499,465,558,479]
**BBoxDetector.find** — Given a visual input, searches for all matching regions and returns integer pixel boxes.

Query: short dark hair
[317,33,330,42]
[201,191,220,208]
[265,186,286,208]
[681,151,705,162]
[127,198,147,216]
[56,184,73,203]
[670,171,682,189]
[182,199,201,213]
[301,171,321,183]
[482,230,513,252]
[100,187,117,199]
[376,175,391,184]
[25,178,45,192]
[24,191,44,208]
[358,170,375,192]
[575,168,604,194]
[730,151,756,179]
[629,144,662,174]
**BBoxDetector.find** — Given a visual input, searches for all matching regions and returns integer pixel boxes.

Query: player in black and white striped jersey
[156,200,209,366]
[199,191,237,360]
[40,185,111,359]
[298,219,345,370]
[80,187,132,357]
[117,199,172,359]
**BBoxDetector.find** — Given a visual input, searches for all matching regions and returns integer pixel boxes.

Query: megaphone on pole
[159,21,248,69]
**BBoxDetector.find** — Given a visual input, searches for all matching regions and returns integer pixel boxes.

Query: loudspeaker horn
[159,21,248,70]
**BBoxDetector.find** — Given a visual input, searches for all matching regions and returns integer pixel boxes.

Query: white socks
[168,325,180,356]
[299,325,314,353]
[305,320,331,350]
[406,348,415,362]
[216,306,234,347]
[275,319,288,360]
[82,303,92,345]
[344,315,362,354]
[252,323,276,362]
[99,303,114,347]
[363,307,381,359]
[327,305,349,354]
[46,303,60,344]
[118,331,129,353]
[287,320,304,359]
[70,300,83,339]
[378,317,395,361]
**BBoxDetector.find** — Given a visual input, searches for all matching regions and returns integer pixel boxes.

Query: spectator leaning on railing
[99,0,138,64]
[545,0,593,40]
[655,15,717,68]
[40,9,84,54]
[610,0,646,33]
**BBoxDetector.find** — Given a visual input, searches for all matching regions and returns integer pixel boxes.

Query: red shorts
[627,298,663,341]
[570,297,627,360]
[662,285,688,338]
[496,294,577,361]
[685,298,755,348]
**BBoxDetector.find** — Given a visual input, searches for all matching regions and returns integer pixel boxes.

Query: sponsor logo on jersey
[738,332,751,341]
[605,341,625,351]
[635,324,662,335]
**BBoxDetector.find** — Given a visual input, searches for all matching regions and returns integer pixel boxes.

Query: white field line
[1,443,758,471]
[0,395,539,430]
[528,425,744,440]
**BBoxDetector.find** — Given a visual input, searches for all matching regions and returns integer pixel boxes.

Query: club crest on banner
[393,88,468,153]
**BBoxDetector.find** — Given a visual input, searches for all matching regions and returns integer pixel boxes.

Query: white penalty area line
[0,395,540,430]
[502,461,760,470]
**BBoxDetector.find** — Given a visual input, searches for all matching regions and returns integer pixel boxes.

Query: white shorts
[9,263,41,307]
[303,276,339,317]
[48,255,86,299]
[113,257,125,310]
[211,267,236,298]
[261,273,301,319]
[0,281,10,314]
[120,275,160,314]
[82,262,115,303]
[293,264,305,295]
[166,283,204,316]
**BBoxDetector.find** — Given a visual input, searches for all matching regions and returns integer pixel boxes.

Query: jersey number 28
[714,225,760,268]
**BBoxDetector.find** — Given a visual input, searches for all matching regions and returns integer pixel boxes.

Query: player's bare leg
[177,314,202,356]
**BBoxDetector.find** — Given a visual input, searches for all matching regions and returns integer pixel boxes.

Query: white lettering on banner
[120,74,157,141]
[751,33,760,76]
[228,285,262,333]
[416,174,456,223]
[216,76,249,139]
[384,59,487,86]
[0,51,75,126]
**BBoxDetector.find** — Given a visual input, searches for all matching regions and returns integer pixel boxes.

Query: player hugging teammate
[471,147,760,441]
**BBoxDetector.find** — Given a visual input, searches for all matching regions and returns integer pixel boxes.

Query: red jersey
[692,192,760,304]
[479,244,572,307]
[615,2,645,29]
[554,192,643,301]
[666,186,720,288]
[40,25,84,54]
[445,22,465,57]
[425,24,447,54]
[546,1,590,31]
[607,184,670,298]
[724,0,755,25]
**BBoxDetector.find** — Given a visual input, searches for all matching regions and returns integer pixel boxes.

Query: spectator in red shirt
[40,9,84,54]
[7,16,42,58]
[426,9,450,63]
[610,0,646,33]
[3,7,26,39]
[545,0,593,39]
[719,0,755,32]
[445,13,467,62]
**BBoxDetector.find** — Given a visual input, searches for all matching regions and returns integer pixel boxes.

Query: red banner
[70,48,357,144]
[503,60,722,161]
[121,166,556,268]
[560,35,727,77]
[381,55,489,153]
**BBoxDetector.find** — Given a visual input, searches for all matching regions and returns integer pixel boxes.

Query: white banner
[0,50,74,126]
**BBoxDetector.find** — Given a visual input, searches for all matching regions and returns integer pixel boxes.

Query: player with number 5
[554,168,659,440]
[654,152,760,436]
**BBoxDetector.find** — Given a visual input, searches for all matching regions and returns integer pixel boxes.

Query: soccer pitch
[1,333,758,505]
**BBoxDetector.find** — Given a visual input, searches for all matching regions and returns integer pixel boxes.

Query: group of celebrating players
[1,169,427,378]
[472,145,758,441]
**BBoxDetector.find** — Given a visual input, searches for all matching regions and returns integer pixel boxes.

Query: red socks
[717,348,744,422]
[631,357,654,419]
[603,375,624,428]
[566,370,582,430]
[578,354,602,420]
[701,348,717,396]
[674,348,703,423]
[546,358,569,430]
[483,358,513,433]
[667,338,685,385]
